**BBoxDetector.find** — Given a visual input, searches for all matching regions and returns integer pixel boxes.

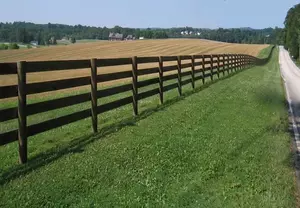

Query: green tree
[70,37,76,44]
[284,4,300,59]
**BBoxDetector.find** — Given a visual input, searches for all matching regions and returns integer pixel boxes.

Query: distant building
[49,36,57,45]
[30,41,38,46]
[139,37,145,40]
[125,35,135,41]
[109,32,124,41]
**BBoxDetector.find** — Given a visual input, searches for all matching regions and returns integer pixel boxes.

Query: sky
[0,0,299,29]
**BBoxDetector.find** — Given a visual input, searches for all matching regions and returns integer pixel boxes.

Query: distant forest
[0,21,284,45]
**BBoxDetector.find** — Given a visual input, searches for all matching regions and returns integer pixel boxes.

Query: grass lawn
[0,47,296,207]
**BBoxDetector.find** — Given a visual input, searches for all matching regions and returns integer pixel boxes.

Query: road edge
[279,47,300,205]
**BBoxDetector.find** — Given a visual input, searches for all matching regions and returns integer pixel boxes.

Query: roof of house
[109,32,123,39]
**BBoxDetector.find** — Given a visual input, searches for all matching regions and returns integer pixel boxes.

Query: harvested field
[0,39,268,89]
[0,39,267,62]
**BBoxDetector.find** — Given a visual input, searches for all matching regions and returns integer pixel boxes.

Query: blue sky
[0,0,299,28]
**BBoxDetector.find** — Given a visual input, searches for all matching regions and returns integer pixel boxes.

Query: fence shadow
[0,67,252,185]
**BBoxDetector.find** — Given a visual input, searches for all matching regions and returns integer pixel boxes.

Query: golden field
[0,39,267,62]
[0,39,268,87]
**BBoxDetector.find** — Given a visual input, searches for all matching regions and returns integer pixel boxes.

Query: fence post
[90,58,97,133]
[248,56,250,68]
[241,55,244,69]
[239,54,241,70]
[201,55,205,84]
[227,55,230,73]
[210,55,213,81]
[230,55,233,73]
[226,54,230,74]
[248,56,250,67]
[17,61,27,164]
[234,55,237,72]
[217,55,220,78]
[132,56,138,116]
[222,54,225,76]
[177,56,182,96]
[159,56,164,104]
[191,55,195,89]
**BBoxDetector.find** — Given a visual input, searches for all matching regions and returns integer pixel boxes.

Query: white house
[30,41,38,46]
[139,37,145,40]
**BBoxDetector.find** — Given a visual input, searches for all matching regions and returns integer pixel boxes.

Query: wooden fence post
[234,55,237,72]
[90,58,97,133]
[132,56,138,116]
[217,55,220,78]
[210,55,213,81]
[177,56,182,96]
[227,55,230,73]
[159,56,164,104]
[248,56,250,68]
[17,61,27,164]
[226,54,230,74]
[222,54,225,76]
[248,56,250,67]
[191,55,195,89]
[230,55,233,73]
[201,55,205,84]
[239,55,241,70]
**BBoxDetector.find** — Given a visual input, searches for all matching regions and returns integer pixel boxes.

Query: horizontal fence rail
[0,46,275,163]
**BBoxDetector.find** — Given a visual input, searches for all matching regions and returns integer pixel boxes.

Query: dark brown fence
[0,46,275,163]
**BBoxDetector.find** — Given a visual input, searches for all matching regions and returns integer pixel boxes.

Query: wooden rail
[0,46,275,163]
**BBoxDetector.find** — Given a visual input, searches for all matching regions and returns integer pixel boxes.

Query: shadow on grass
[0,67,251,185]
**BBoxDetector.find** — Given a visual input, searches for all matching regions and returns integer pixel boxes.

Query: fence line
[0,46,275,163]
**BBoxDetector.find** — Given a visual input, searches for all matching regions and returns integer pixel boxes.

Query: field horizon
[0,39,268,88]
[0,39,268,62]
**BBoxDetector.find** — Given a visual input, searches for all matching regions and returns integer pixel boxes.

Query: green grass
[76,39,105,43]
[0,47,296,207]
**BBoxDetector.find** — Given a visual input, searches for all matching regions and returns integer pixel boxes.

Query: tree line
[0,21,284,46]
[284,3,300,59]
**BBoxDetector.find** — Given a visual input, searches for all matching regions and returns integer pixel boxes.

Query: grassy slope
[0,47,296,207]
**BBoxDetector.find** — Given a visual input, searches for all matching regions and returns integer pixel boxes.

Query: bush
[70,37,76,44]
[0,43,8,50]
[8,43,19,50]
[27,44,32,49]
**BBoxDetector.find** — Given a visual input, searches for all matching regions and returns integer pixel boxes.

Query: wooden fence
[0,46,275,163]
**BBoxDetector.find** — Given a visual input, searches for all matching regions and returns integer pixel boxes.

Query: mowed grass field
[0,46,296,207]
[0,39,268,86]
